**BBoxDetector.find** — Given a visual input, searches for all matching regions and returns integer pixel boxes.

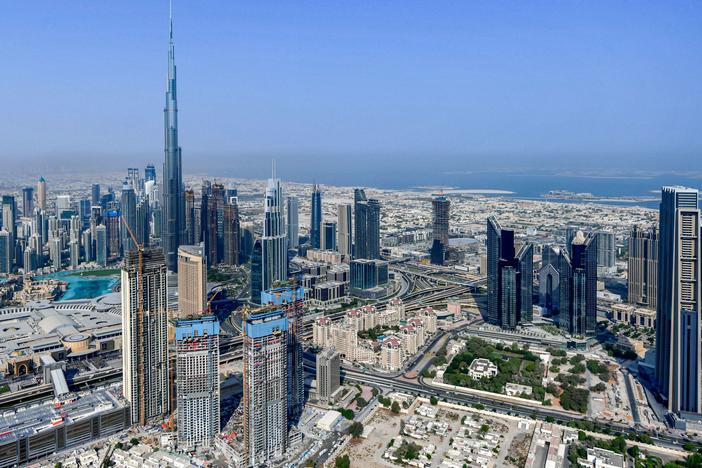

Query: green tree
[391,401,401,414]
[349,422,364,438]
[335,454,350,468]
[430,396,438,405]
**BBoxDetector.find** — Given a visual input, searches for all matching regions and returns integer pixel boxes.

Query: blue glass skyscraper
[310,183,322,249]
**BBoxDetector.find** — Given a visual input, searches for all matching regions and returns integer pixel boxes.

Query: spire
[272,160,277,179]
[169,0,173,41]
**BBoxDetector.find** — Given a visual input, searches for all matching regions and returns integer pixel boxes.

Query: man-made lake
[36,270,119,301]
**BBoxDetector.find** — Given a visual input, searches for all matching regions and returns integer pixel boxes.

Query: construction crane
[121,214,147,427]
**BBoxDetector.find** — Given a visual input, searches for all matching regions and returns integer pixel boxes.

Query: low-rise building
[467,358,498,380]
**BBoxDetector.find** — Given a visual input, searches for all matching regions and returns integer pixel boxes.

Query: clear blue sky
[1,1,701,181]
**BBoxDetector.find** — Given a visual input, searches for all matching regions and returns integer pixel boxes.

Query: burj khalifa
[162,5,185,272]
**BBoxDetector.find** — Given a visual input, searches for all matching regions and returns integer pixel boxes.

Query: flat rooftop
[0,387,125,444]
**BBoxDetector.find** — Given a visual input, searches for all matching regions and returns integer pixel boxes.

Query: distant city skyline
[1,1,701,178]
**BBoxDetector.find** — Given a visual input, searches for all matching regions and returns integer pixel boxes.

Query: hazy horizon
[1,1,701,179]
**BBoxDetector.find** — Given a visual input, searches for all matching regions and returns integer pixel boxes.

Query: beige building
[313,316,333,348]
[380,336,403,371]
[177,244,207,317]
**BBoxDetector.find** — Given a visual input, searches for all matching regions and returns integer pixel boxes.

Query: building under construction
[175,316,220,448]
[261,285,305,425]
[242,307,289,466]
[121,248,170,426]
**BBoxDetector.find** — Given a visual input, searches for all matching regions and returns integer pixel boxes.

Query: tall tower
[337,203,352,261]
[262,285,306,425]
[286,196,299,250]
[175,316,220,448]
[310,184,322,249]
[37,176,47,211]
[178,244,207,317]
[430,195,450,265]
[261,164,288,291]
[162,5,185,272]
[486,216,533,329]
[628,225,659,309]
[120,181,137,255]
[121,248,170,425]
[243,308,289,465]
[223,200,240,266]
[22,187,34,217]
[353,188,368,259]
[656,186,701,416]
[558,231,597,335]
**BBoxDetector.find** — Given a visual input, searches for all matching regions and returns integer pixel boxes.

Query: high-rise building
[261,166,288,291]
[0,230,10,274]
[261,285,305,425]
[223,201,240,266]
[595,231,616,275]
[37,176,47,211]
[178,244,207,317]
[243,308,289,465]
[486,217,533,329]
[136,199,150,247]
[558,231,597,335]
[95,225,107,267]
[145,163,157,182]
[430,195,450,265]
[628,225,658,309]
[2,196,16,268]
[91,184,101,206]
[310,184,322,249]
[250,239,263,305]
[286,196,299,249]
[656,187,701,417]
[321,221,337,251]
[162,10,185,272]
[316,348,340,402]
[203,183,225,266]
[184,189,196,245]
[337,204,352,261]
[120,182,137,254]
[105,210,121,260]
[82,229,93,263]
[22,187,34,217]
[175,316,220,448]
[353,189,381,260]
[121,248,170,426]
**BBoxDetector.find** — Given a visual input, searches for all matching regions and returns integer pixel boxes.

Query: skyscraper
[37,176,47,211]
[286,196,299,249]
[0,230,10,274]
[121,248,170,426]
[558,231,597,335]
[353,189,381,260]
[261,285,306,425]
[628,225,658,309]
[243,308,289,465]
[321,221,337,251]
[310,184,322,249]
[430,195,450,265]
[223,201,240,266]
[656,187,701,417]
[184,189,196,245]
[337,203,352,261]
[162,8,185,272]
[95,224,107,267]
[250,239,263,305]
[595,231,616,274]
[145,163,157,182]
[136,199,150,247]
[22,187,34,217]
[175,316,220,448]
[120,182,137,255]
[91,183,101,206]
[178,244,207,317]
[261,165,288,291]
[2,196,16,268]
[486,217,533,329]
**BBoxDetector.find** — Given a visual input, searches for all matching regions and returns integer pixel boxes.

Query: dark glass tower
[486,216,533,329]
[310,183,322,249]
[557,231,597,335]
[430,195,450,265]
[162,9,185,272]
